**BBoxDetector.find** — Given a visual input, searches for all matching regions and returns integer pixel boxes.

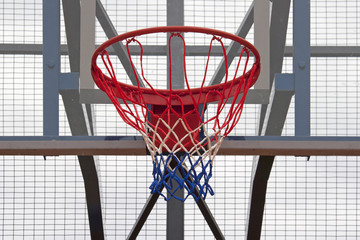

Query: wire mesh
[0,0,359,239]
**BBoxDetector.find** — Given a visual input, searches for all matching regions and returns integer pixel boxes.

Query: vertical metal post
[293,0,311,136]
[80,0,96,91]
[167,0,184,239]
[246,1,271,239]
[62,1,104,239]
[167,0,185,90]
[43,0,60,136]
[254,0,270,91]
[257,0,291,135]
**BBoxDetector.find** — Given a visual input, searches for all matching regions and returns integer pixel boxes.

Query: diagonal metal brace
[209,2,254,86]
[127,156,224,240]
[95,0,144,87]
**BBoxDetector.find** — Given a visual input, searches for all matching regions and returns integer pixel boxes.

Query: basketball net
[91,27,260,201]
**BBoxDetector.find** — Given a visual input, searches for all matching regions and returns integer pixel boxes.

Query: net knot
[170,32,182,37]
[212,35,223,42]
[126,37,137,44]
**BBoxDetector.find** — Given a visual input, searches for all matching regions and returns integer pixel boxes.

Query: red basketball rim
[91,26,261,105]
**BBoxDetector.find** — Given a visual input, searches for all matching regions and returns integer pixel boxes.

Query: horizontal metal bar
[2,44,360,57]
[0,140,146,155]
[1,135,360,141]
[285,46,360,57]
[218,140,360,156]
[0,137,360,156]
[0,44,241,56]
[78,88,270,104]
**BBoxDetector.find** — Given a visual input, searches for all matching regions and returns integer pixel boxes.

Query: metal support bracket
[247,73,294,239]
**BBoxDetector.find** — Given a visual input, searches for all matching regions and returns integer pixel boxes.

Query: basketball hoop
[91,26,260,201]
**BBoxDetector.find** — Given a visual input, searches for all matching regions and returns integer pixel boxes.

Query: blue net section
[149,153,214,202]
